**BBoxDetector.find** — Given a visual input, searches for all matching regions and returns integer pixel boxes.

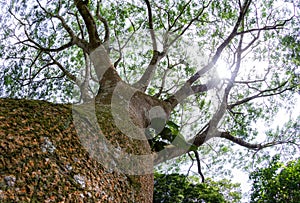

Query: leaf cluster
[250,155,300,203]
[148,121,196,152]
[153,172,241,203]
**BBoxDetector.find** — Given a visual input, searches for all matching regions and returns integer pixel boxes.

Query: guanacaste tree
[0,0,299,202]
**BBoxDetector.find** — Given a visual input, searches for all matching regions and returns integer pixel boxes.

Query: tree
[154,173,241,203]
[0,0,299,202]
[250,156,300,203]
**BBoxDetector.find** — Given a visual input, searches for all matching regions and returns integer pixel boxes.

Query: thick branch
[154,146,189,165]
[220,131,298,150]
[133,50,164,91]
[144,0,157,50]
[52,12,89,51]
[154,127,294,165]
[166,82,216,109]
[187,0,251,84]
[220,132,262,149]
[89,45,122,93]
[74,0,101,50]
[96,1,110,45]
[155,35,247,165]
[166,0,252,108]
[134,0,210,91]
[133,0,161,91]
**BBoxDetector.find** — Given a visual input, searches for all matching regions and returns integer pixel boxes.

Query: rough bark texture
[0,98,158,202]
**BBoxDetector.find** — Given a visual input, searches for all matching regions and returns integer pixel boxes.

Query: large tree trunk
[0,42,173,202]
[0,94,169,202]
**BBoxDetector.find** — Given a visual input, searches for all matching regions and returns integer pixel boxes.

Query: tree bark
[0,96,170,202]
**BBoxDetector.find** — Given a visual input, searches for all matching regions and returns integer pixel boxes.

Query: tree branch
[96,1,110,48]
[193,150,205,183]
[165,0,252,108]
[113,22,143,68]
[220,132,262,149]
[11,2,89,53]
[237,17,294,35]
[74,0,101,51]
[187,151,205,183]
[154,126,296,165]
[168,0,211,45]
[186,0,251,84]
[134,0,211,92]
[220,131,299,151]
[80,53,93,102]
[19,63,55,86]
[166,82,218,108]
[133,0,163,91]
[168,0,192,31]
[52,13,89,51]
[228,81,293,109]
[144,0,157,50]
[133,50,164,91]
[155,34,246,165]
[48,54,79,84]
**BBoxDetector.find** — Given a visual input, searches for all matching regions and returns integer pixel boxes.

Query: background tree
[154,172,241,203]
[250,155,300,203]
[0,0,299,202]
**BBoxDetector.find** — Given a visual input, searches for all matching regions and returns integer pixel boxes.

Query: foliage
[154,172,241,203]
[148,121,197,152]
[250,155,300,203]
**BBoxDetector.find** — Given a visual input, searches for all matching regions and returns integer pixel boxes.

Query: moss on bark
[0,98,153,202]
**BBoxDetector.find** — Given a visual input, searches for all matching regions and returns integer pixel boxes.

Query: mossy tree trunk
[0,44,172,201]
[0,19,173,202]
[0,90,170,202]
